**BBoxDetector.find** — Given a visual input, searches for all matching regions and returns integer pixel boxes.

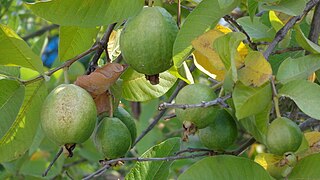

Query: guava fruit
[266,117,303,155]
[198,109,238,151]
[175,84,219,129]
[94,117,132,159]
[41,84,97,146]
[120,6,178,79]
[114,106,137,143]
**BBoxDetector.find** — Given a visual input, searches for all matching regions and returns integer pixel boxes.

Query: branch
[86,23,117,74]
[271,47,304,55]
[232,137,256,156]
[22,24,59,41]
[158,94,231,110]
[299,118,320,131]
[263,0,320,60]
[308,1,320,43]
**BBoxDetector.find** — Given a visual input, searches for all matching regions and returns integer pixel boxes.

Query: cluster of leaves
[1,0,320,179]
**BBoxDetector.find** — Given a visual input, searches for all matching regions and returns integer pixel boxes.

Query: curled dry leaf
[75,63,127,114]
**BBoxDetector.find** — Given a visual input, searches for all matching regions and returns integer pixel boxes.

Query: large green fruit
[175,84,219,129]
[114,106,137,143]
[41,84,97,146]
[94,117,132,159]
[198,109,238,151]
[120,6,178,75]
[266,117,303,155]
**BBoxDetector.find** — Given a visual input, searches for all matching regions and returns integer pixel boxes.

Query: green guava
[94,117,132,159]
[175,84,219,129]
[120,6,178,76]
[266,117,303,156]
[198,109,238,151]
[114,106,137,143]
[41,84,97,146]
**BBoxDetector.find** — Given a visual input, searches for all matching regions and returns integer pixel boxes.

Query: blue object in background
[41,36,59,67]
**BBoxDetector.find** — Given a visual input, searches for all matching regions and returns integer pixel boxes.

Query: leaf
[247,0,259,21]
[237,16,276,42]
[75,63,126,114]
[240,103,271,144]
[0,24,43,73]
[269,11,291,48]
[59,26,100,61]
[26,0,144,27]
[254,153,283,170]
[0,79,25,139]
[121,67,177,102]
[261,0,306,16]
[0,80,47,162]
[278,80,320,120]
[173,0,240,67]
[276,55,320,84]
[0,65,20,77]
[233,82,272,119]
[168,62,194,84]
[125,138,180,180]
[295,25,320,54]
[178,155,273,180]
[238,51,272,87]
[288,153,320,179]
[213,32,246,82]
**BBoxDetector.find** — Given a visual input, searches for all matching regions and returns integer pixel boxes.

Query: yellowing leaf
[238,51,272,87]
[255,153,283,169]
[193,51,225,81]
[304,132,320,147]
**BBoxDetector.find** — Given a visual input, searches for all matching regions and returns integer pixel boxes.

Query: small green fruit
[41,84,97,146]
[120,6,178,75]
[266,117,303,155]
[198,109,238,151]
[94,117,132,159]
[175,84,219,129]
[114,106,137,143]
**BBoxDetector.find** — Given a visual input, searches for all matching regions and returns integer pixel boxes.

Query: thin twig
[86,23,117,74]
[177,0,181,28]
[223,15,258,50]
[43,147,63,177]
[263,0,320,60]
[22,24,59,41]
[175,148,214,156]
[232,137,256,156]
[271,47,304,55]
[158,94,231,110]
[308,1,320,43]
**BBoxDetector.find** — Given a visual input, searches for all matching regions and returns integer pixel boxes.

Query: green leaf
[233,82,272,119]
[213,32,246,82]
[173,0,240,67]
[278,80,320,120]
[26,0,144,27]
[0,24,43,73]
[0,80,47,162]
[0,79,25,139]
[261,0,306,16]
[0,65,20,77]
[237,16,276,42]
[276,54,320,84]
[295,25,320,54]
[121,67,177,102]
[31,34,47,56]
[59,26,99,61]
[125,137,180,180]
[240,103,271,144]
[288,153,320,179]
[178,155,273,180]
[247,0,259,21]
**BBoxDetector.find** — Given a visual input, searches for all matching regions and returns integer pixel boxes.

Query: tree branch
[263,0,320,60]
[271,47,304,55]
[22,24,59,41]
[308,1,320,43]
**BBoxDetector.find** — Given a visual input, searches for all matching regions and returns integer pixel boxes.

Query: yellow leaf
[255,153,283,169]
[193,51,225,81]
[238,51,272,87]
[304,131,320,147]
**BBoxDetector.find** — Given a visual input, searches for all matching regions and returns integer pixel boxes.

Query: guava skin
[94,117,132,159]
[198,109,238,151]
[120,6,178,75]
[114,106,137,143]
[266,117,303,156]
[41,84,97,146]
[175,84,219,129]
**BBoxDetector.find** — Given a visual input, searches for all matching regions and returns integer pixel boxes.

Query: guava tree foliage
[1,0,320,179]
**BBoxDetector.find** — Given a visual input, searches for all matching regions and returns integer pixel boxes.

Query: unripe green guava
[41,84,97,146]
[266,117,303,156]
[114,106,137,143]
[94,117,132,159]
[175,84,219,129]
[198,109,238,151]
[120,6,178,75]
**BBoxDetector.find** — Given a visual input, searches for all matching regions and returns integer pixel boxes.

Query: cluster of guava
[41,84,137,160]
